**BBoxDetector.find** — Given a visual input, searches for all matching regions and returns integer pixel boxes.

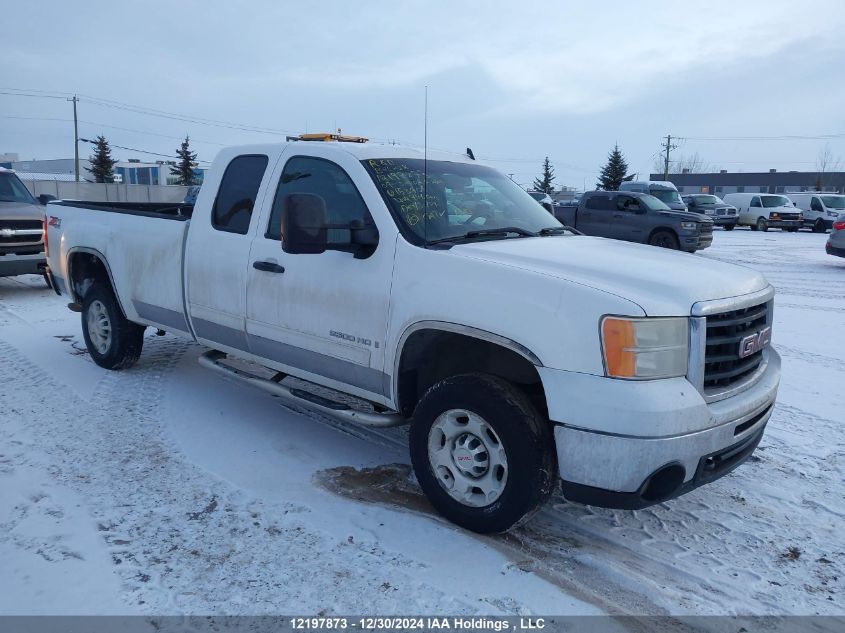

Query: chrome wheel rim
[427,409,508,507]
[86,300,112,355]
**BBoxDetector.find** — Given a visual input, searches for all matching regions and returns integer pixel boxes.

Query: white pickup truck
[45,136,780,533]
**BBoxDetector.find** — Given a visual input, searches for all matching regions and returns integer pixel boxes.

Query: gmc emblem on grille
[739,326,772,358]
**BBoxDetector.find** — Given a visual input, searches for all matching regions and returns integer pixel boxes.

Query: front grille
[776,212,800,220]
[0,220,43,230]
[0,220,43,245]
[716,208,726,216]
[703,301,769,389]
[699,222,714,236]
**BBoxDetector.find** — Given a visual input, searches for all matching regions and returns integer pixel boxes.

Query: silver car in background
[825,213,845,259]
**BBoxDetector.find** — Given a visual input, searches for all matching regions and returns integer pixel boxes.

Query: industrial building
[652,169,845,195]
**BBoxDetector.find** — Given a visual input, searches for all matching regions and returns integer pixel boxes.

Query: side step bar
[198,350,406,428]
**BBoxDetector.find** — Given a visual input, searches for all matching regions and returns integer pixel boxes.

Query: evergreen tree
[596,144,629,191]
[171,135,198,186]
[85,135,116,183]
[532,156,555,194]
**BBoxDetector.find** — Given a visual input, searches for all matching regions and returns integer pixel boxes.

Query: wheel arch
[67,247,127,316]
[393,322,547,419]
[647,226,679,242]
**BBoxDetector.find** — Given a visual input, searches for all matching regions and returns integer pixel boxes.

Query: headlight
[601,317,688,379]
[680,221,698,230]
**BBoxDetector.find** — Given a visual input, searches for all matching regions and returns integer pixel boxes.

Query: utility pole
[69,95,80,181]
[661,134,677,180]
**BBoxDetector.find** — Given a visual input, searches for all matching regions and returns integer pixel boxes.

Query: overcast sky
[2,0,844,189]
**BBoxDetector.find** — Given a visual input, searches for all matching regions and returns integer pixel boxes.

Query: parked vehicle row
[44,136,780,532]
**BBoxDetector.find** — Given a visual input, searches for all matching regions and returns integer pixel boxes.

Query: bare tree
[652,151,713,175]
[815,143,842,191]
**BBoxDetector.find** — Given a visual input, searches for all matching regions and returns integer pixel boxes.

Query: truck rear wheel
[648,230,680,249]
[409,373,556,533]
[81,284,145,370]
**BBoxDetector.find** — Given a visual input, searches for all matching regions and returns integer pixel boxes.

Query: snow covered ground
[0,228,842,617]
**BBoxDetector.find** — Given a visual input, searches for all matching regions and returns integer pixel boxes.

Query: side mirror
[281,193,328,255]
[280,193,379,258]
[38,194,57,206]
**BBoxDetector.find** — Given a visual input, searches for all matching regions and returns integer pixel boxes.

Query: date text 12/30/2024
[290,617,546,630]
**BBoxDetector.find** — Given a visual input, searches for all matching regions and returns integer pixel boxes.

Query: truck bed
[46,200,193,335]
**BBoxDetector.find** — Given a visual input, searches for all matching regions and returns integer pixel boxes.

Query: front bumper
[711,216,737,226]
[542,348,780,508]
[0,252,46,277]
[766,219,802,228]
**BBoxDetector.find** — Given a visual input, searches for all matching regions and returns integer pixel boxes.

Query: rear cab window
[211,155,269,234]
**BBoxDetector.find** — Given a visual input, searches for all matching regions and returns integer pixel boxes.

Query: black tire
[724,223,735,231]
[813,219,825,233]
[81,284,145,370]
[648,230,680,249]
[757,217,769,232]
[410,373,556,534]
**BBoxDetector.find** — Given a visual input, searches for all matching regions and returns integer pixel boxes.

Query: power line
[679,133,845,141]
[0,116,227,146]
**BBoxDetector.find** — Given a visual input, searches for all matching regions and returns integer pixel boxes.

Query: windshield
[0,172,37,204]
[363,158,563,243]
[649,188,682,205]
[692,195,720,205]
[821,195,845,209]
[762,195,792,208]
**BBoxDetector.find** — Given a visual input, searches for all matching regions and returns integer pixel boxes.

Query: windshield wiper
[538,225,581,236]
[427,226,536,245]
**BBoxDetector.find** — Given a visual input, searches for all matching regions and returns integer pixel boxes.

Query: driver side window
[266,156,373,245]
[811,197,823,212]
[615,195,639,211]
[751,196,762,208]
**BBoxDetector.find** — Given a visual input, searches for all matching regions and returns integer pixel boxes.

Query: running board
[198,350,405,428]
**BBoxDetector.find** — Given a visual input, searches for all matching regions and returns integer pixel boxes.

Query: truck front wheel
[81,284,145,370]
[648,230,680,249]
[410,373,556,533]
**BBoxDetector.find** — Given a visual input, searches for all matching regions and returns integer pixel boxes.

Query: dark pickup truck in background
[555,191,714,252]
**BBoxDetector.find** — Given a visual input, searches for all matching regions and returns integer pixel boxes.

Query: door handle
[253,261,285,273]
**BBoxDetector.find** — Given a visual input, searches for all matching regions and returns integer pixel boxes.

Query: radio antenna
[424,85,428,243]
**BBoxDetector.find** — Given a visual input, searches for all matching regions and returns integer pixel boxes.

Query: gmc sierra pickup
[45,136,780,533]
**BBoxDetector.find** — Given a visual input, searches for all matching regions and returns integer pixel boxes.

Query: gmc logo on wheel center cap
[738,326,772,359]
